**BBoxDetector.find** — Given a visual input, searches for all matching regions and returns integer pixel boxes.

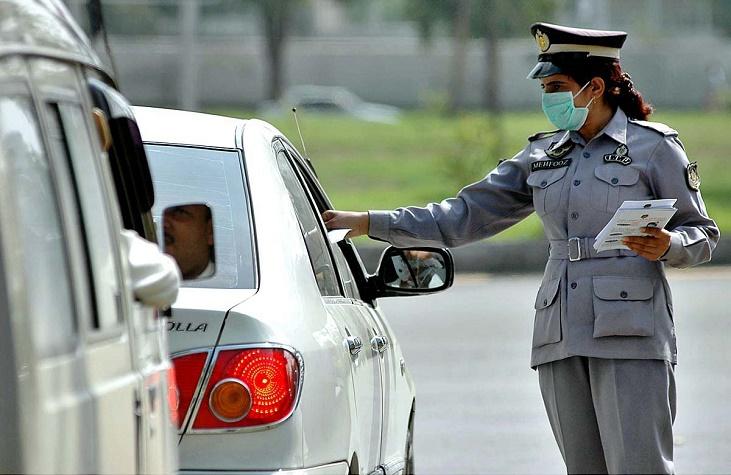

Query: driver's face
[163,204,213,279]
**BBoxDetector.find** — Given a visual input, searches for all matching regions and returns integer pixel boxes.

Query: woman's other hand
[623,227,672,261]
[322,210,369,238]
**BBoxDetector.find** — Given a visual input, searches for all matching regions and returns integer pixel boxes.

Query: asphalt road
[380,267,731,475]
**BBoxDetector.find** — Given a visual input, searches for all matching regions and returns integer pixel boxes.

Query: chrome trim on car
[370,335,389,354]
[208,378,253,423]
[346,336,363,356]
[185,342,305,434]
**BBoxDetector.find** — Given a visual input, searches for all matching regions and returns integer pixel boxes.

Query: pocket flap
[594,166,640,187]
[527,167,568,189]
[535,278,561,309]
[593,276,653,301]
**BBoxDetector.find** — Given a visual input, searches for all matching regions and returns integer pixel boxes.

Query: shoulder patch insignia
[603,143,632,165]
[531,158,571,172]
[628,119,679,137]
[528,130,560,142]
[686,161,701,191]
[545,140,575,159]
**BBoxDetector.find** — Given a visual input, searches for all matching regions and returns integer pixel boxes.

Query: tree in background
[241,0,298,101]
[403,0,560,113]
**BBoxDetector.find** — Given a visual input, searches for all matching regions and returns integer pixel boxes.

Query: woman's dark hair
[552,57,654,120]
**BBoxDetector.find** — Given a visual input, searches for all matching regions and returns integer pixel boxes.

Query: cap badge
[603,144,632,165]
[686,161,701,191]
[545,140,574,159]
[535,29,550,52]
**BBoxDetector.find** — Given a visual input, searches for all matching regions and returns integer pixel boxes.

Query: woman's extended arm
[323,149,534,248]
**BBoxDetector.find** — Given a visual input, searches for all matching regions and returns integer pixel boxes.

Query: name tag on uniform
[531,158,571,172]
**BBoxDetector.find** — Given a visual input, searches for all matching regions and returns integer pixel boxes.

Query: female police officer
[322,23,719,474]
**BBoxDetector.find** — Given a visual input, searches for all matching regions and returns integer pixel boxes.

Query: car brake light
[170,352,209,429]
[192,347,301,429]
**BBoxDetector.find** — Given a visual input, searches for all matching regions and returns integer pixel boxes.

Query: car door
[283,143,413,473]
[273,140,384,474]
[31,58,141,474]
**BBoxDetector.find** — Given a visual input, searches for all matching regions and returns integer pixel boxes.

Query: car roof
[0,0,104,72]
[133,106,248,149]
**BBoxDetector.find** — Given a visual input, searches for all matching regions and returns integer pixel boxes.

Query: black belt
[549,237,630,262]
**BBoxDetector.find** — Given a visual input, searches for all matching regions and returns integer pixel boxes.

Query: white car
[134,107,455,475]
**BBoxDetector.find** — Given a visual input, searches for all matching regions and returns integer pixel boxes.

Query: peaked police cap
[527,22,628,79]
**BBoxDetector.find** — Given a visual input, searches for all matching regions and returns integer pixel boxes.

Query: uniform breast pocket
[592,276,655,338]
[527,167,568,216]
[590,166,641,212]
[532,277,562,348]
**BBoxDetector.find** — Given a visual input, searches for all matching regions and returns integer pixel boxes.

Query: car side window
[274,148,341,297]
[283,146,366,301]
[0,94,78,357]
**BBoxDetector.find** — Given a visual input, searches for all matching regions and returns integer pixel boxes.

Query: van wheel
[405,408,415,475]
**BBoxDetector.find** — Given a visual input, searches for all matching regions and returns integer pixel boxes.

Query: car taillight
[171,352,209,429]
[192,347,301,429]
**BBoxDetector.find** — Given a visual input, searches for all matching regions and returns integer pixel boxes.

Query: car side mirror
[371,246,454,297]
[160,203,216,281]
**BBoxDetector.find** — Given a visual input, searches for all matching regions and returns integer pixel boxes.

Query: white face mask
[541,82,595,131]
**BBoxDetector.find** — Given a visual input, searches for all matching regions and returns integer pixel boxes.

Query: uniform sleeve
[368,147,534,248]
[120,229,182,308]
[646,136,720,268]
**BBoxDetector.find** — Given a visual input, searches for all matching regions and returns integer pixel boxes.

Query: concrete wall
[109,34,731,110]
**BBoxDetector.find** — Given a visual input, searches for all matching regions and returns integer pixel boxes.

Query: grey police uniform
[367,98,718,475]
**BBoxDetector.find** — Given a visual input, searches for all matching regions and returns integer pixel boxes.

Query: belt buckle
[568,237,582,262]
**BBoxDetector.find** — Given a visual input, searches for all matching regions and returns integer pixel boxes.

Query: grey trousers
[538,356,676,475]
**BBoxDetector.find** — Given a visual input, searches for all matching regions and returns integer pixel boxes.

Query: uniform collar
[562,107,627,146]
[597,107,628,145]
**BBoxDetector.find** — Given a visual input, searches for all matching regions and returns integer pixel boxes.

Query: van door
[0,59,93,474]
[30,58,140,474]
[87,76,177,474]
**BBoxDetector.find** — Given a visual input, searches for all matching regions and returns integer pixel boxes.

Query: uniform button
[570,282,577,289]
[583,152,591,158]
[611,177,619,185]
[541,180,547,187]
[620,291,628,298]
[543,299,548,306]
[573,179,581,186]
[571,212,579,220]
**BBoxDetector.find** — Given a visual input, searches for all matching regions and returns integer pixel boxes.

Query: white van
[0,1,179,473]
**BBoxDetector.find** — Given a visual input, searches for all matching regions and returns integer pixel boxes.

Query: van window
[146,145,256,289]
[0,96,77,357]
[48,102,123,330]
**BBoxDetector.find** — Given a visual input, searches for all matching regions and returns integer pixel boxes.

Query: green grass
[210,108,730,242]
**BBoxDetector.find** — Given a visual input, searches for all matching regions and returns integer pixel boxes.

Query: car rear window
[146,144,256,289]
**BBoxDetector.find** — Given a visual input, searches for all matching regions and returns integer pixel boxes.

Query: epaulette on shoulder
[528,130,560,142]
[628,119,678,137]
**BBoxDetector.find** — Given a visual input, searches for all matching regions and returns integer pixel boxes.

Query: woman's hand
[623,227,672,261]
[322,210,370,238]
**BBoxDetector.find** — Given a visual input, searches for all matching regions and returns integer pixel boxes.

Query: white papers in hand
[327,228,351,244]
[593,199,677,253]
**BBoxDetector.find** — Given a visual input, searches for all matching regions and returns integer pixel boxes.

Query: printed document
[594,199,677,252]
[327,228,351,244]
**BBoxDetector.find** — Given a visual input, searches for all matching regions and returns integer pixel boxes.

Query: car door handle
[346,336,363,356]
[371,335,389,354]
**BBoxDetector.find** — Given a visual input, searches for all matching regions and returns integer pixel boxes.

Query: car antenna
[292,108,309,158]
